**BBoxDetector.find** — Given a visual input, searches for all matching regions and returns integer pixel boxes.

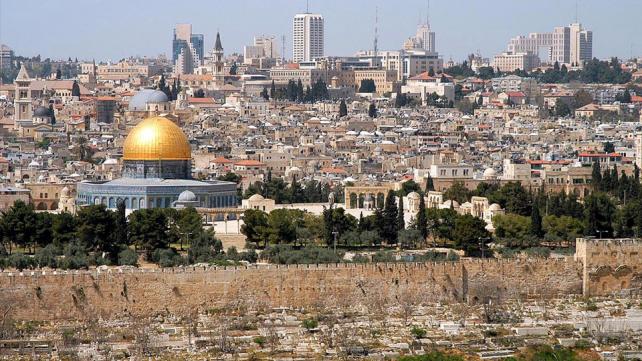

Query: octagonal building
[76,116,237,211]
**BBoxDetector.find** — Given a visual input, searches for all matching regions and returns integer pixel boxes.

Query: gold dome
[123,116,191,161]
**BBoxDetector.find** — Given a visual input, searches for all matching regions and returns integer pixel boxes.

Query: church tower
[212,32,224,86]
[14,63,33,125]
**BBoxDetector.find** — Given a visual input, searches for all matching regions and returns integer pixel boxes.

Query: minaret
[14,63,33,125]
[212,32,224,86]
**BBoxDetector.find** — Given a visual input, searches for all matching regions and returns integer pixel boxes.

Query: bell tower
[212,32,224,86]
[14,63,33,125]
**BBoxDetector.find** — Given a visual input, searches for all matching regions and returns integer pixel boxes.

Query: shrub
[525,247,551,258]
[59,255,88,270]
[411,325,427,339]
[7,253,34,270]
[239,249,258,263]
[372,250,395,263]
[226,246,239,260]
[352,254,370,263]
[152,248,186,267]
[262,245,342,264]
[253,336,266,347]
[446,250,460,261]
[118,249,139,266]
[302,318,318,330]
[34,245,59,268]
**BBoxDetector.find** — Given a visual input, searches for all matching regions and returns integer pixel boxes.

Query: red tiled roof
[506,91,526,97]
[211,157,233,164]
[234,160,265,166]
[188,97,216,104]
[578,152,621,158]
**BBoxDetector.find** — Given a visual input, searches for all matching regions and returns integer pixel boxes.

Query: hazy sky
[0,0,639,62]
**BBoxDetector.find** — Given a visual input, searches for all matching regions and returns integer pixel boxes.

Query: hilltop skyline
[1,0,640,62]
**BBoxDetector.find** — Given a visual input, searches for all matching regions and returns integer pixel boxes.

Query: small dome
[128,89,169,111]
[28,160,40,167]
[461,202,473,208]
[33,106,51,117]
[103,158,118,165]
[443,200,460,208]
[489,203,502,211]
[248,194,264,201]
[483,168,497,179]
[407,191,420,199]
[178,190,197,202]
[60,186,70,198]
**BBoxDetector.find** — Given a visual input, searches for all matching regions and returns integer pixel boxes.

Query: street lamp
[478,237,490,258]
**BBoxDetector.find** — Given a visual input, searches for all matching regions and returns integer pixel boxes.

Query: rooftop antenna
[306,0,309,13]
[426,0,430,27]
[574,0,578,23]
[373,6,378,55]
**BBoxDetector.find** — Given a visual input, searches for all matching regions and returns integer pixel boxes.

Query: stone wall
[0,258,583,321]
[575,238,642,296]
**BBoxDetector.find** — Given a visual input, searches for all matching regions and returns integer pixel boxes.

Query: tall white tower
[292,13,324,63]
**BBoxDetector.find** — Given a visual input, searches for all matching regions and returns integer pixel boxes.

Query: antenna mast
[373,6,378,55]
[426,0,430,27]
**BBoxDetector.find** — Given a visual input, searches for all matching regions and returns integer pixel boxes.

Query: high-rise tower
[292,13,324,63]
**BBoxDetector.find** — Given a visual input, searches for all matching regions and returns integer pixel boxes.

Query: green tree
[71,80,81,97]
[52,212,77,247]
[416,195,428,241]
[270,80,276,99]
[128,208,174,258]
[1,200,37,254]
[591,161,602,191]
[368,102,377,118]
[188,229,222,263]
[492,213,533,247]
[76,205,118,260]
[443,181,470,204]
[241,209,269,248]
[400,180,420,196]
[113,200,128,249]
[176,207,204,250]
[554,98,571,117]
[452,214,491,256]
[358,78,376,93]
[397,196,405,232]
[530,203,544,238]
[603,141,615,153]
[584,192,615,238]
[339,99,348,117]
[382,190,399,243]
[425,174,435,192]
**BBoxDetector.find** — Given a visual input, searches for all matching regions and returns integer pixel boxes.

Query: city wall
[575,238,642,296]
[0,259,584,321]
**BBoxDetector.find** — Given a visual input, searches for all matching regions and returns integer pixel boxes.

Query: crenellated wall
[0,259,584,321]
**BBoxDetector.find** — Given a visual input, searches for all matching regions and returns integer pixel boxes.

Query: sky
[0,0,639,62]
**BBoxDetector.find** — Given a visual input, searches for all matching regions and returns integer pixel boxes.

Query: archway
[36,202,47,210]
[349,193,357,208]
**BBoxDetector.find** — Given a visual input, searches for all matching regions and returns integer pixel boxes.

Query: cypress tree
[397,196,405,231]
[425,174,435,192]
[339,99,347,117]
[417,195,428,240]
[382,190,398,244]
[530,203,543,238]
[591,161,602,191]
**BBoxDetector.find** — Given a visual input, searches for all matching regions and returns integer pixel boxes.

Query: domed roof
[123,116,191,161]
[489,203,502,211]
[128,89,169,111]
[60,186,70,198]
[407,191,420,199]
[178,190,197,202]
[33,106,51,117]
[442,200,460,208]
[483,168,497,179]
[28,160,40,167]
[248,194,264,201]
